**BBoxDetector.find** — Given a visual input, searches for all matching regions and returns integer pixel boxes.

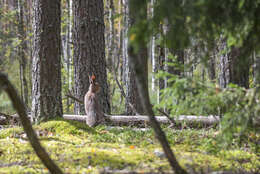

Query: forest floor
[0,118,259,174]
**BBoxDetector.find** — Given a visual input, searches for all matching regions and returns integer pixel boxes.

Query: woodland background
[0,0,260,173]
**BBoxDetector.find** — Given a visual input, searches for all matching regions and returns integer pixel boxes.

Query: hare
[84,75,104,127]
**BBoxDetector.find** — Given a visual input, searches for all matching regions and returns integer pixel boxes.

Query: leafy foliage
[155,70,260,147]
[151,0,260,56]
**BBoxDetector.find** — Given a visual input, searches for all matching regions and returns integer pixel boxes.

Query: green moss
[0,119,259,173]
[37,118,95,135]
[0,127,23,139]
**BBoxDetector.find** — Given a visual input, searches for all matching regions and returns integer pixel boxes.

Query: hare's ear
[89,74,96,84]
[89,75,92,84]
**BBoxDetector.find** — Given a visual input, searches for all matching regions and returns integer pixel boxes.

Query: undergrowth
[0,118,259,173]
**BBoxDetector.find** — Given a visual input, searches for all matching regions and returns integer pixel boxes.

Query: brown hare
[84,75,104,127]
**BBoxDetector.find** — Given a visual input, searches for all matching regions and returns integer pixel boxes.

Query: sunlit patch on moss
[0,119,259,173]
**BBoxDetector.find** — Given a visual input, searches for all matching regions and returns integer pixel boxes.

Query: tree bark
[73,0,110,115]
[253,51,260,86]
[122,0,146,115]
[229,47,250,88]
[218,39,250,88]
[157,44,165,104]
[218,39,230,88]
[208,54,216,81]
[0,73,63,174]
[32,0,63,121]
[150,0,156,92]
[16,0,29,110]
[62,114,220,126]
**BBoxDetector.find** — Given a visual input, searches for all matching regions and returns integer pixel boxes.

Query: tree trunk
[73,0,110,115]
[32,0,63,121]
[157,44,165,104]
[122,0,145,115]
[62,0,73,113]
[149,0,156,92]
[122,0,128,85]
[218,39,230,88]
[218,39,250,89]
[253,51,260,86]
[16,0,29,110]
[128,1,187,172]
[106,0,116,72]
[208,54,216,81]
[229,47,250,88]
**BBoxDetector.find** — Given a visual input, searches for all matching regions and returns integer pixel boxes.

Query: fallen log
[63,114,220,126]
[1,114,220,126]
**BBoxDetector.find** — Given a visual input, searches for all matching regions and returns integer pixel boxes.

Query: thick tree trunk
[32,0,63,121]
[73,0,110,114]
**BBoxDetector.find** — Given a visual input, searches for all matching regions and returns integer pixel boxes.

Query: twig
[65,90,84,104]
[111,63,139,115]
[156,108,176,126]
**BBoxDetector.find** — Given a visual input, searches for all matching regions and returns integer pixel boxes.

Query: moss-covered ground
[0,118,259,173]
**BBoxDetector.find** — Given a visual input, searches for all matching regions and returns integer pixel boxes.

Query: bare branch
[128,44,188,174]
[111,60,139,115]
[156,108,176,127]
[66,90,84,104]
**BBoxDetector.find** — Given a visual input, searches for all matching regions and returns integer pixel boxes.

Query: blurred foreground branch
[0,73,63,174]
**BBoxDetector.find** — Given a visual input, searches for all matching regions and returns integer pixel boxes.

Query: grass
[0,118,259,173]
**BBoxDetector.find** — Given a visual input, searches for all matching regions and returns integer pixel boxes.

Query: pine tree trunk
[218,38,250,88]
[31,0,63,121]
[24,0,33,99]
[253,51,260,86]
[16,0,29,110]
[229,47,250,88]
[122,0,128,86]
[218,39,230,88]
[73,0,110,115]
[127,0,148,115]
[150,0,156,92]
[157,44,165,104]
[62,0,72,113]
[106,0,116,71]
[207,55,216,81]
[122,0,147,115]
